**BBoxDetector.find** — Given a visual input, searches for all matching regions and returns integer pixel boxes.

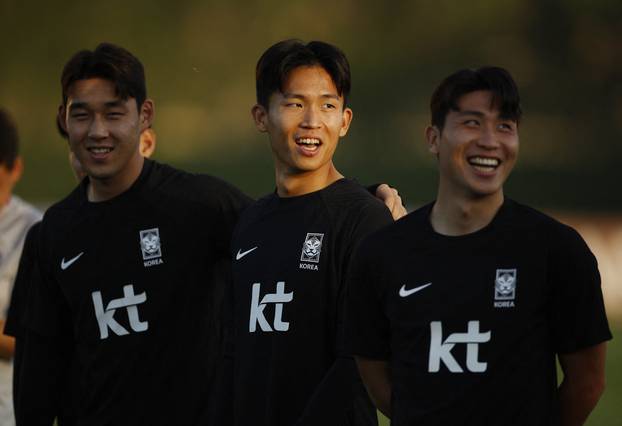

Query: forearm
[295,357,359,425]
[558,376,605,426]
[558,343,607,426]
[355,357,391,418]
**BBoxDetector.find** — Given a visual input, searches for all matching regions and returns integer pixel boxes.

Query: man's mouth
[87,147,114,154]
[86,146,115,160]
[295,137,322,155]
[468,156,500,173]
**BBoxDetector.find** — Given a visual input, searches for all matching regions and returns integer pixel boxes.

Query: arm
[15,329,71,426]
[558,342,607,426]
[355,356,391,418]
[0,320,15,359]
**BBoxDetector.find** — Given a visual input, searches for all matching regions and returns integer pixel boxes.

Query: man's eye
[323,103,336,109]
[286,102,303,108]
[108,112,124,118]
[464,119,479,126]
[71,113,88,120]
[498,123,515,132]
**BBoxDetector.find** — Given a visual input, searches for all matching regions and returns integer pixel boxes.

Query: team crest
[139,228,163,267]
[494,269,517,308]
[300,233,324,263]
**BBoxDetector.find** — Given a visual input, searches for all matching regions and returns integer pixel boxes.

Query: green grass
[377,326,621,426]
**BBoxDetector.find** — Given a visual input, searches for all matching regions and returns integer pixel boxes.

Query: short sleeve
[4,222,40,337]
[344,236,391,360]
[23,225,72,340]
[548,225,612,354]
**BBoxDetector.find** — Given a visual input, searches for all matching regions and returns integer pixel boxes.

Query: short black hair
[57,43,147,139]
[430,66,522,130]
[61,42,147,107]
[0,109,19,170]
[255,39,351,108]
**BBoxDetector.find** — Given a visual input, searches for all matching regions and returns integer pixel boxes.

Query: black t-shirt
[231,179,393,426]
[346,199,612,426]
[23,159,251,425]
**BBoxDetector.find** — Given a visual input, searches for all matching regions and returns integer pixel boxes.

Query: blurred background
[1,0,620,424]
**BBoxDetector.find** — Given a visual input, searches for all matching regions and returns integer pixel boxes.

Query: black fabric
[20,159,252,426]
[345,199,612,426]
[231,179,393,426]
[5,221,41,338]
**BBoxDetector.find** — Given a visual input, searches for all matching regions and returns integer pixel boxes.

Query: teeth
[469,157,499,167]
[297,138,320,145]
[89,147,112,154]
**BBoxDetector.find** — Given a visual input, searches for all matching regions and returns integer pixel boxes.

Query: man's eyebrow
[281,93,341,100]
[68,102,88,111]
[455,110,486,117]
[68,100,125,110]
[104,100,125,108]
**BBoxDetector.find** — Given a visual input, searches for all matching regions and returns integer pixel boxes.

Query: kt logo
[249,282,293,332]
[92,285,148,339]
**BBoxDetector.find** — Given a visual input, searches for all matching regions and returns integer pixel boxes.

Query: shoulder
[41,184,84,228]
[501,199,593,260]
[360,202,431,251]
[503,199,587,244]
[142,161,253,217]
[321,179,393,225]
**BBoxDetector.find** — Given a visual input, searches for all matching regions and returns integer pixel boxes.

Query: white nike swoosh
[399,282,432,297]
[236,246,258,260]
[61,252,84,270]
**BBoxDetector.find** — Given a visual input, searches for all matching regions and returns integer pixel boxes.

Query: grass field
[377,326,621,426]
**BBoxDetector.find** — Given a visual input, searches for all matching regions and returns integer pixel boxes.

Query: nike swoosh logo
[61,252,84,270]
[399,282,432,297]
[236,246,258,260]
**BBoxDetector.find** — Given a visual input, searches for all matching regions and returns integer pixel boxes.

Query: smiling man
[345,67,612,426]
[228,40,393,426]
[17,43,252,425]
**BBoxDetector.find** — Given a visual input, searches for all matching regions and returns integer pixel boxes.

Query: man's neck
[430,189,504,236]
[0,193,12,214]
[275,162,343,198]
[87,157,145,203]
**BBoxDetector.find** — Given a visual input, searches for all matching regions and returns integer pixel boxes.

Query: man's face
[60,78,152,184]
[428,90,519,199]
[254,65,352,176]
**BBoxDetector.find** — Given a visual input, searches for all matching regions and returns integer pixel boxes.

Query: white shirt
[0,195,41,426]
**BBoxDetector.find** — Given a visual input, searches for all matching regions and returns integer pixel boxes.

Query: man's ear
[9,156,23,184]
[139,99,155,131]
[251,104,269,132]
[338,107,353,137]
[425,125,441,155]
[139,129,156,158]
[57,105,68,136]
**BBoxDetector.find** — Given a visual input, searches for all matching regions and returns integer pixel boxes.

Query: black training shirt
[23,159,251,425]
[346,199,612,426]
[231,179,393,426]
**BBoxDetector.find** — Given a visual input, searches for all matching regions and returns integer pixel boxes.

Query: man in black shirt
[17,43,252,425]
[229,40,393,426]
[346,67,611,426]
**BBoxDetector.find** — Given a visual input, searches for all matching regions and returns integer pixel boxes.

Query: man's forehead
[280,65,340,95]
[66,78,130,105]
[451,91,516,121]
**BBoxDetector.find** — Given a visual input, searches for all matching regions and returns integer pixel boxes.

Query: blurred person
[16,42,252,425]
[345,67,611,426]
[228,39,393,426]
[16,42,404,426]
[0,109,42,425]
